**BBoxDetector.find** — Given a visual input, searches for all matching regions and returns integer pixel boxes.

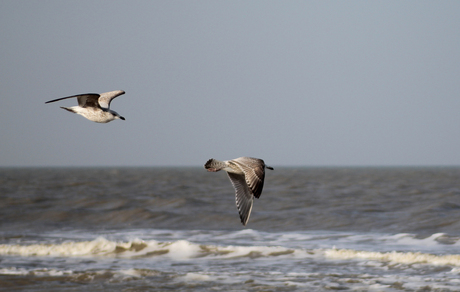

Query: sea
[1,167,460,291]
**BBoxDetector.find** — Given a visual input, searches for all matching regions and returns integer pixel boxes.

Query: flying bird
[205,157,273,226]
[45,90,126,123]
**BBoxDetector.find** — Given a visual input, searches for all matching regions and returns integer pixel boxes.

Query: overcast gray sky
[1,1,459,167]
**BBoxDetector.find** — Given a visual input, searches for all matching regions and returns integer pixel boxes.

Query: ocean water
[1,167,460,291]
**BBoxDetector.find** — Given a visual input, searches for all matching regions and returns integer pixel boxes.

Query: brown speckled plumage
[205,157,273,226]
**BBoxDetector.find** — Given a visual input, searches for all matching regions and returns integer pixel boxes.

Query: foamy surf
[0,237,139,257]
[3,235,460,269]
[0,237,305,260]
[2,230,460,291]
[325,248,460,266]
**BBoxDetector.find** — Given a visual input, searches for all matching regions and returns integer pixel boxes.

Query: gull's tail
[60,107,77,114]
[204,158,227,172]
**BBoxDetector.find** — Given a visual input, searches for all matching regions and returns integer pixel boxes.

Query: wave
[0,237,302,260]
[2,236,460,268]
[325,248,460,266]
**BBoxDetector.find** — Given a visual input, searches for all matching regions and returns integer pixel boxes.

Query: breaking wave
[2,236,460,268]
[0,237,301,260]
[325,248,460,266]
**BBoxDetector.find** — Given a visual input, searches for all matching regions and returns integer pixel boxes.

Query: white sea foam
[164,240,202,260]
[176,272,213,282]
[0,267,30,275]
[3,233,460,273]
[0,237,140,257]
[325,248,460,266]
[381,233,452,246]
[0,237,307,261]
[0,267,73,276]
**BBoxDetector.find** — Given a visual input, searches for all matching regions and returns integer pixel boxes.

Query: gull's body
[205,157,273,226]
[45,90,126,123]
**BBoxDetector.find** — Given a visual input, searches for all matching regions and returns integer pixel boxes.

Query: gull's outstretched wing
[45,93,100,108]
[98,90,125,110]
[227,172,254,226]
[232,157,267,199]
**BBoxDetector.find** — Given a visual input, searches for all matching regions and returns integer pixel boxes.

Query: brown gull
[45,90,126,123]
[204,157,274,226]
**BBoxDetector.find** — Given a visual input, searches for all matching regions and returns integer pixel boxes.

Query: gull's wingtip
[241,215,249,226]
[110,90,125,96]
[45,98,59,104]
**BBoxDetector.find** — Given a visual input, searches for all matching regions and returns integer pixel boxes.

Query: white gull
[45,90,126,123]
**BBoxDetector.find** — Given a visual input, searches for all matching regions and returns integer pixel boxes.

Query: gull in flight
[45,90,126,123]
[205,157,273,226]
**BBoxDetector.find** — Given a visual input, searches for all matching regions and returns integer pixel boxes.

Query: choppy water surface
[1,167,460,291]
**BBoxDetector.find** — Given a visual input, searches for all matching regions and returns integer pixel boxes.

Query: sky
[1,1,460,167]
